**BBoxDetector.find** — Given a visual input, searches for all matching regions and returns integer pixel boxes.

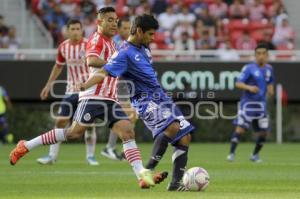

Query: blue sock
[230,132,240,154]
[253,136,266,155]
[146,133,172,170]
[171,144,188,184]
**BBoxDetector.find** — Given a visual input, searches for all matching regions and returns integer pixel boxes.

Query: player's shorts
[233,101,269,132]
[0,114,7,126]
[133,93,194,145]
[57,93,79,119]
[73,99,129,128]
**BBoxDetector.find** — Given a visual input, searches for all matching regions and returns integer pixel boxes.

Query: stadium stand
[26,0,295,51]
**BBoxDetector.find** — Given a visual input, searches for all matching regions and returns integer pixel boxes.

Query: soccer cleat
[87,156,99,166]
[250,154,262,163]
[101,147,123,161]
[167,182,187,191]
[9,140,29,165]
[227,153,235,162]
[36,155,56,165]
[139,169,155,187]
[139,171,169,189]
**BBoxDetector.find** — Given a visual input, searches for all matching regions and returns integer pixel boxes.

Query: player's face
[119,21,130,40]
[68,23,83,41]
[140,29,156,46]
[255,48,268,65]
[98,12,118,37]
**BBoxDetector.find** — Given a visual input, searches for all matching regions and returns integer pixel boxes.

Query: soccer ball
[183,167,210,191]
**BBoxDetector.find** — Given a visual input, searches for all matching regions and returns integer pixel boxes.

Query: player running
[36,19,99,166]
[227,43,274,163]
[10,7,166,188]
[79,14,194,191]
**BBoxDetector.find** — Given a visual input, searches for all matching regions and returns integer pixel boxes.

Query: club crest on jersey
[83,113,91,121]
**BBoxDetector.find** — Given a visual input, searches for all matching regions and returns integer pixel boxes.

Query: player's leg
[37,94,77,164]
[250,117,269,162]
[0,115,9,144]
[10,99,90,165]
[168,133,192,191]
[227,126,246,161]
[36,118,69,164]
[101,129,123,160]
[107,102,154,187]
[85,126,99,165]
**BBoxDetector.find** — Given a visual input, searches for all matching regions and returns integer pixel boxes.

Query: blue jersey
[113,35,124,49]
[104,41,162,100]
[237,62,274,103]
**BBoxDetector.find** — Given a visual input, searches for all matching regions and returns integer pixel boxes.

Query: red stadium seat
[230,30,244,43]
[250,31,264,42]
[154,32,166,43]
[228,19,249,31]
[248,20,272,31]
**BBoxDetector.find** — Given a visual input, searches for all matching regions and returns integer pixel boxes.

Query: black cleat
[167,182,187,191]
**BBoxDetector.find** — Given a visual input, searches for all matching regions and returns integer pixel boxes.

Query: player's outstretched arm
[79,68,108,91]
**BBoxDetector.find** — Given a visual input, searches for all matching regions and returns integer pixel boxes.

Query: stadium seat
[228,19,249,31]
[250,31,264,42]
[248,20,272,31]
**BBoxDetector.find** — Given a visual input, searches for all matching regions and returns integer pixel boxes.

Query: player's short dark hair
[255,43,269,52]
[66,19,82,28]
[118,17,130,28]
[98,6,116,17]
[130,14,159,35]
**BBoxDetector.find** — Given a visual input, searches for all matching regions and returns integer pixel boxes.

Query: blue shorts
[233,101,269,132]
[0,114,7,126]
[133,94,194,145]
[57,94,79,119]
[73,99,128,128]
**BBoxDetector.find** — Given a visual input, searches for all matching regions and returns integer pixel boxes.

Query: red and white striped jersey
[56,38,89,94]
[79,31,118,102]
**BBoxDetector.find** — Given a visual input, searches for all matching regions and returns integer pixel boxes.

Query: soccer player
[0,85,12,144]
[10,7,161,188]
[101,17,132,161]
[227,43,274,163]
[36,19,99,166]
[79,14,194,191]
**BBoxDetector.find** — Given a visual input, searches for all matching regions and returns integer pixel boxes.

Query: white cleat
[37,155,56,165]
[250,154,262,163]
[139,169,155,186]
[227,153,235,162]
[101,147,122,161]
[87,156,99,166]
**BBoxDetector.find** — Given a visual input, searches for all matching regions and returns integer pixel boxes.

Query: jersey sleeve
[56,44,65,66]
[237,65,250,83]
[86,35,104,58]
[104,50,128,77]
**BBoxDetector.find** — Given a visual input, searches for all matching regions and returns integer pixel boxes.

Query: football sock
[253,136,266,155]
[48,142,61,159]
[106,129,118,149]
[230,132,241,154]
[123,139,144,179]
[171,145,188,184]
[146,133,171,170]
[25,129,66,151]
[85,127,97,158]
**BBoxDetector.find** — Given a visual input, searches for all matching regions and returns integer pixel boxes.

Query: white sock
[123,139,144,180]
[85,127,97,158]
[25,129,66,151]
[49,142,61,159]
[106,129,118,149]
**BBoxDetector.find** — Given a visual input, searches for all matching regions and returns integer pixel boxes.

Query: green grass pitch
[1,143,300,199]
